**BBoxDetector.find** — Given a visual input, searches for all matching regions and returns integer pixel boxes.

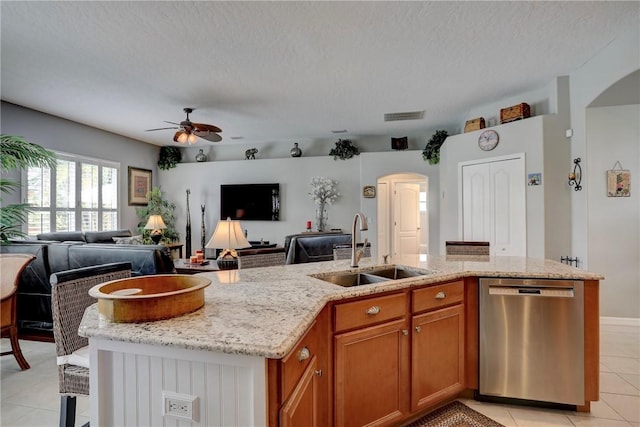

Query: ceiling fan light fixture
[187,133,197,144]
[177,132,188,144]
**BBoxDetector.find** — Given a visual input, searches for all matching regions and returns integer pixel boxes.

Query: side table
[174,259,219,275]
[163,243,184,259]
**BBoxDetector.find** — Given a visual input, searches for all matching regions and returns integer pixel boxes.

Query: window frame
[21,151,121,235]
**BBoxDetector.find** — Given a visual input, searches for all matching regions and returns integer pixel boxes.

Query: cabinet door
[411,304,465,411]
[280,355,321,427]
[335,319,409,427]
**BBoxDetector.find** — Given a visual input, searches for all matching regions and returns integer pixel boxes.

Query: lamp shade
[144,215,167,230]
[206,217,250,250]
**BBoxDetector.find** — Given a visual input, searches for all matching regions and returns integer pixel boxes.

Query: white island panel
[90,338,266,427]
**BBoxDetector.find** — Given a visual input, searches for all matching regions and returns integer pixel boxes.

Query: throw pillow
[113,235,143,245]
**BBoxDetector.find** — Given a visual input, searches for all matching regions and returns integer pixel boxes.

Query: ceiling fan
[145,107,222,144]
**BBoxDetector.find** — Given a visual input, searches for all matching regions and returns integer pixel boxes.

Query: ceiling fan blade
[193,130,222,142]
[192,122,222,133]
[145,126,179,132]
[164,121,180,125]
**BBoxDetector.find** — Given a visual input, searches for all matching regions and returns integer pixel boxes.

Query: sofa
[0,230,175,334]
[285,233,354,264]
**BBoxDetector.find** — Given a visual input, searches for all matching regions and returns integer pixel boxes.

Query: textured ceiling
[1,1,638,147]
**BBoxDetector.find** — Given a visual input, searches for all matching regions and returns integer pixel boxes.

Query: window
[24,152,119,235]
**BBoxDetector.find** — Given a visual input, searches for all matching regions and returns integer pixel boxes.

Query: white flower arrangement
[308,176,340,206]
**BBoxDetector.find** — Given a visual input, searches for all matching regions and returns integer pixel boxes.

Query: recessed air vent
[331,129,348,134]
[230,136,244,140]
[384,111,424,122]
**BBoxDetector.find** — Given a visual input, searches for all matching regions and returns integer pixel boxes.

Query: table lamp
[206,217,251,270]
[144,214,166,245]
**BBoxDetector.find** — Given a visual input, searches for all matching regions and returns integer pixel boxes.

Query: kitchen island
[79,256,602,426]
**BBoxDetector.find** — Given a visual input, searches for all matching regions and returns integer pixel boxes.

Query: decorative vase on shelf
[195,149,207,162]
[315,202,328,232]
[290,142,302,157]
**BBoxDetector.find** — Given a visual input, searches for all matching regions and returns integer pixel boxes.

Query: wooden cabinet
[411,304,465,411]
[280,355,321,427]
[334,318,410,427]
[268,307,330,427]
[332,281,466,427]
[411,280,465,411]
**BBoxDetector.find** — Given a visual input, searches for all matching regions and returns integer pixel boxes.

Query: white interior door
[377,181,390,259]
[393,182,420,256]
[461,156,526,256]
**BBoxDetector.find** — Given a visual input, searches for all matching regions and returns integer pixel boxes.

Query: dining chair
[0,253,36,370]
[51,262,131,427]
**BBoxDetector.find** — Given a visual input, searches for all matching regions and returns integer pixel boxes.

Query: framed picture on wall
[607,169,630,197]
[128,167,152,205]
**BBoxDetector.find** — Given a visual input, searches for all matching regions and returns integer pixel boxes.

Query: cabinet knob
[366,306,381,315]
[298,346,310,362]
[415,326,422,333]
[435,291,446,300]
[402,329,409,336]
[315,369,323,377]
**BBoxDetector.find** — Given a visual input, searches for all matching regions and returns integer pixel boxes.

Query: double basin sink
[310,265,436,287]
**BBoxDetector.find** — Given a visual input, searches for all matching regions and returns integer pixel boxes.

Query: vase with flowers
[308,177,340,232]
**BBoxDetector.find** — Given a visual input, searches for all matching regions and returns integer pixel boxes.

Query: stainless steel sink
[366,266,425,280]
[312,272,390,287]
[310,265,436,287]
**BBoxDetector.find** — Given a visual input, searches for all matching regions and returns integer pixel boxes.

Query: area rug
[403,401,505,427]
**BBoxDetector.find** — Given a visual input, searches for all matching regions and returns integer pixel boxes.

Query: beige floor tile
[601,393,640,423]
[568,416,632,426]
[620,373,640,391]
[507,406,574,427]
[601,356,640,375]
[602,372,640,396]
[572,398,626,421]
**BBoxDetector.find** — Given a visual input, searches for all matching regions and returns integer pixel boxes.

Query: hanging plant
[329,138,360,160]
[422,130,448,165]
[157,146,182,170]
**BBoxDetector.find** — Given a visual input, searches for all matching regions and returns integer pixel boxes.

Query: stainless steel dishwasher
[479,278,584,406]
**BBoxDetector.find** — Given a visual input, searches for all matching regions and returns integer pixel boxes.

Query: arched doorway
[376,173,429,262]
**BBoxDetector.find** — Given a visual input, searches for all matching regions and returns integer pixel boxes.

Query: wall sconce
[568,158,582,191]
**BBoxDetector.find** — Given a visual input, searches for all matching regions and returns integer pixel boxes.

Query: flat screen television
[220,183,280,221]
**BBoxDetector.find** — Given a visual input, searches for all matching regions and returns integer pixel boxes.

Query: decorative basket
[464,117,486,133]
[500,103,531,124]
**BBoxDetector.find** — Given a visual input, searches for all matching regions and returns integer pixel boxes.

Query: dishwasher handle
[488,286,575,298]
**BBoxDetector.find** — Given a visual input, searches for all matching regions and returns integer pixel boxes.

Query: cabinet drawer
[335,293,407,332]
[412,281,464,313]
[281,319,320,398]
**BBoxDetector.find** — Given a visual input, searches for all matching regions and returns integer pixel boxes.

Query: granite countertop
[79,255,603,359]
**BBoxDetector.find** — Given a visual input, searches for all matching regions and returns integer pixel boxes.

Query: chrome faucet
[351,212,369,268]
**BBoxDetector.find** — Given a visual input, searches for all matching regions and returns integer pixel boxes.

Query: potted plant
[0,135,56,243]
[329,139,360,160]
[422,130,448,165]
[136,187,180,244]
[158,146,182,170]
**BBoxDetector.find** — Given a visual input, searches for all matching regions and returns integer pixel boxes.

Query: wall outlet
[162,391,199,422]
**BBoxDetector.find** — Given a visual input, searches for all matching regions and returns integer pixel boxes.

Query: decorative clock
[478,130,499,151]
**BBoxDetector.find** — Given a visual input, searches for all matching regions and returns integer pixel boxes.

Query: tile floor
[1,322,638,426]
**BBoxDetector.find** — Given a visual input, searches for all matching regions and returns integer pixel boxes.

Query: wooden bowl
[89,274,211,323]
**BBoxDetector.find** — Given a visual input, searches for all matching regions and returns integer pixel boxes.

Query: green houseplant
[135,187,180,244]
[329,139,360,160]
[422,130,448,165]
[0,135,56,243]
[157,146,182,170]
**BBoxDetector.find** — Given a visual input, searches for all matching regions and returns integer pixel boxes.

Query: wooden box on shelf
[464,117,485,133]
[500,103,531,124]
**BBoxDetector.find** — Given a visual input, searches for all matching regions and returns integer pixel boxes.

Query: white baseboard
[600,316,640,327]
